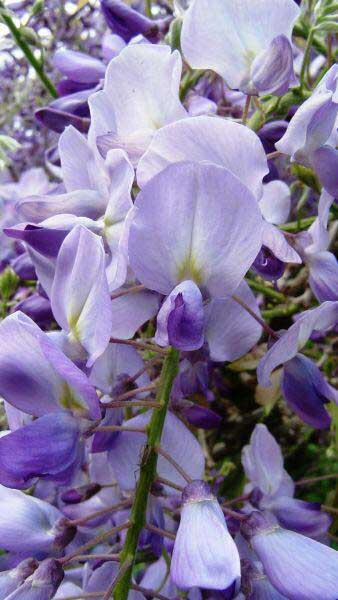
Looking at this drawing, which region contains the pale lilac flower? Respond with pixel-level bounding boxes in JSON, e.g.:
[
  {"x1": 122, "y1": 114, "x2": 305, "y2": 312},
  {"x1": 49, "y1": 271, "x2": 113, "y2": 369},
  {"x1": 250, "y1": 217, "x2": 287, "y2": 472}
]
[
  {"x1": 241, "y1": 511, "x2": 338, "y2": 600},
  {"x1": 242, "y1": 424, "x2": 331, "y2": 537},
  {"x1": 257, "y1": 302, "x2": 338, "y2": 428},
  {"x1": 293, "y1": 191, "x2": 338, "y2": 302},
  {"x1": 171, "y1": 480, "x2": 240, "y2": 590},
  {"x1": 0, "y1": 485, "x2": 73, "y2": 556},
  {"x1": 276, "y1": 64, "x2": 338, "y2": 196},
  {"x1": 180, "y1": 0, "x2": 299, "y2": 95},
  {"x1": 129, "y1": 161, "x2": 263, "y2": 350},
  {"x1": 88, "y1": 43, "x2": 187, "y2": 164},
  {"x1": 0, "y1": 311, "x2": 100, "y2": 420},
  {"x1": 51, "y1": 225, "x2": 112, "y2": 367}
]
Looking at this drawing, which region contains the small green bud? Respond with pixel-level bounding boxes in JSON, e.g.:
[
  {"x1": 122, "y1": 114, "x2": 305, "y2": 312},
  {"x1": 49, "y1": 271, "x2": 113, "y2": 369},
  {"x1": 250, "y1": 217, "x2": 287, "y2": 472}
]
[
  {"x1": 291, "y1": 163, "x2": 321, "y2": 193},
  {"x1": 0, "y1": 268, "x2": 19, "y2": 301},
  {"x1": 0, "y1": 135, "x2": 21, "y2": 170},
  {"x1": 19, "y1": 26, "x2": 41, "y2": 47},
  {"x1": 30, "y1": 0, "x2": 44, "y2": 16},
  {"x1": 168, "y1": 17, "x2": 183, "y2": 52}
]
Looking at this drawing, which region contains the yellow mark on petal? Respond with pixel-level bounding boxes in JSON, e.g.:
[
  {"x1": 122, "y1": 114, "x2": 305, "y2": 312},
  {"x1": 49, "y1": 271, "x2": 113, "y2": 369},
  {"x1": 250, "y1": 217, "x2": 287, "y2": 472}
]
[
  {"x1": 69, "y1": 313, "x2": 81, "y2": 341},
  {"x1": 177, "y1": 255, "x2": 202, "y2": 286},
  {"x1": 59, "y1": 383, "x2": 85, "y2": 413}
]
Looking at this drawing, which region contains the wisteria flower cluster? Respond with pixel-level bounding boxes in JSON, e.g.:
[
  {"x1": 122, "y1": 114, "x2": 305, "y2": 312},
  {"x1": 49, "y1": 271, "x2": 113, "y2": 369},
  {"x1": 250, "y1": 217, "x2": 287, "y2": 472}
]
[{"x1": 0, "y1": 0, "x2": 337, "y2": 599}]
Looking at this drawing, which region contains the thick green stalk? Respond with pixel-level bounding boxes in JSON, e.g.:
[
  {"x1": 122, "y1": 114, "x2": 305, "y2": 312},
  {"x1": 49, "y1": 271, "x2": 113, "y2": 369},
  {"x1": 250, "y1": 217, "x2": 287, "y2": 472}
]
[
  {"x1": 113, "y1": 347, "x2": 180, "y2": 600},
  {"x1": 145, "y1": 0, "x2": 152, "y2": 17},
  {"x1": 279, "y1": 216, "x2": 317, "y2": 232},
  {"x1": 180, "y1": 69, "x2": 205, "y2": 101},
  {"x1": 246, "y1": 279, "x2": 285, "y2": 302},
  {"x1": 299, "y1": 28, "x2": 315, "y2": 88},
  {"x1": 0, "y1": 2, "x2": 58, "y2": 98},
  {"x1": 262, "y1": 304, "x2": 299, "y2": 319}
]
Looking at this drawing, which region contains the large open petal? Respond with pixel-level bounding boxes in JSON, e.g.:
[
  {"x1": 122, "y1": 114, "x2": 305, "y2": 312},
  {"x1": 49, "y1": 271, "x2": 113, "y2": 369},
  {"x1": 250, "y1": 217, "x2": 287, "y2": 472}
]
[
  {"x1": 88, "y1": 44, "x2": 186, "y2": 158},
  {"x1": 137, "y1": 116, "x2": 268, "y2": 198},
  {"x1": 129, "y1": 162, "x2": 263, "y2": 297},
  {"x1": 204, "y1": 281, "x2": 262, "y2": 362},
  {"x1": 242, "y1": 424, "x2": 284, "y2": 496},
  {"x1": 251, "y1": 523, "x2": 338, "y2": 600},
  {"x1": 181, "y1": 0, "x2": 299, "y2": 90}
]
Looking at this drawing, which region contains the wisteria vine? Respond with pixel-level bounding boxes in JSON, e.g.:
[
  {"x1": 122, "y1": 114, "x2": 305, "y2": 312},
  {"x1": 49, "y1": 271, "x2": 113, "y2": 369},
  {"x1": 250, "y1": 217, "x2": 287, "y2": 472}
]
[{"x1": 0, "y1": 0, "x2": 337, "y2": 599}]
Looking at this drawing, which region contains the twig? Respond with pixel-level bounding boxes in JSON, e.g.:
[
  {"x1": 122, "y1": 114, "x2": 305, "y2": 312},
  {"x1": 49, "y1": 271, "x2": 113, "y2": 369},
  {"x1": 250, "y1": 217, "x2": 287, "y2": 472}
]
[
  {"x1": 145, "y1": 523, "x2": 176, "y2": 541},
  {"x1": 124, "y1": 357, "x2": 162, "y2": 385},
  {"x1": 262, "y1": 304, "x2": 299, "y2": 320},
  {"x1": 105, "y1": 383, "x2": 156, "y2": 405},
  {"x1": 242, "y1": 94, "x2": 251, "y2": 125},
  {"x1": 156, "y1": 476, "x2": 184, "y2": 493},
  {"x1": 67, "y1": 499, "x2": 133, "y2": 527},
  {"x1": 296, "y1": 473, "x2": 338, "y2": 486},
  {"x1": 104, "y1": 400, "x2": 161, "y2": 410},
  {"x1": 132, "y1": 585, "x2": 171, "y2": 600},
  {"x1": 110, "y1": 338, "x2": 167, "y2": 356},
  {"x1": 266, "y1": 150, "x2": 283, "y2": 160},
  {"x1": 103, "y1": 558, "x2": 133, "y2": 600},
  {"x1": 231, "y1": 294, "x2": 278, "y2": 339},
  {"x1": 92, "y1": 425, "x2": 148, "y2": 434},
  {"x1": 223, "y1": 493, "x2": 251, "y2": 507},
  {"x1": 69, "y1": 553, "x2": 120, "y2": 562},
  {"x1": 156, "y1": 446, "x2": 192, "y2": 483},
  {"x1": 111, "y1": 285, "x2": 145, "y2": 301},
  {"x1": 59, "y1": 522, "x2": 130, "y2": 564},
  {"x1": 322, "y1": 505, "x2": 338, "y2": 515},
  {"x1": 246, "y1": 279, "x2": 284, "y2": 302}
]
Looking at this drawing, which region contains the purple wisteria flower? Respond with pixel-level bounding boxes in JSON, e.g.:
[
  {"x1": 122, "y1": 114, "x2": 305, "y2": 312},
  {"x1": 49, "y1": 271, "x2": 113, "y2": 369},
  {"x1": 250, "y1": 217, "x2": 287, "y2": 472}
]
[
  {"x1": 137, "y1": 116, "x2": 301, "y2": 269},
  {"x1": 241, "y1": 511, "x2": 338, "y2": 599},
  {"x1": 89, "y1": 43, "x2": 187, "y2": 164},
  {"x1": 1, "y1": 2, "x2": 337, "y2": 599},
  {"x1": 171, "y1": 480, "x2": 240, "y2": 590},
  {"x1": 258, "y1": 302, "x2": 338, "y2": 427},
  {"x1": 242, "y1": 424, "x2": 331, "y2": 538},
  {"x1": 180, "y1": 0, "x2": 299, "y2": 95},
  {"x1": 128, "y1": 161, "x2": 263, "y2": 349},
  {"x1": 276, "y1": 64, "x2": 338, "y2": 197}
]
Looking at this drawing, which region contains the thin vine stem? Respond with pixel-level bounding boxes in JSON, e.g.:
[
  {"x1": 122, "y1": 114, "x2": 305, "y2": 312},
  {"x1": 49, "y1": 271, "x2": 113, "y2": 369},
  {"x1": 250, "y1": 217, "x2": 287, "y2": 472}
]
[
  {"x1": 0, "y1": 1, "x2": 58, "y2": 98},
  {"x1": 113, "y1": 346, "x2": 180, "y2": 600},
  {"x1": 231, "y1": 294, "x2": 279, "y2": 339}
]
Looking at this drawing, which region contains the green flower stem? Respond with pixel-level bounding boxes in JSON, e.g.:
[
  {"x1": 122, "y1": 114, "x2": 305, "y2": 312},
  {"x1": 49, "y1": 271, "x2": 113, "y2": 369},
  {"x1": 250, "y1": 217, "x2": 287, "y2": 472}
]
[
  {"x1": 246, "y1": 279, "x2": 285, "y2": 302},
  {"x1": 145, "y1": 0, "x2": 152, "y2": 17},
  {"x1": 262, "y1": 304, "x2": 299, "y2": 319},
  {"x1": 299, "y1": 28, "x2": 315, "y2": 88},
  {"x1": 180, "y1": 69, "x2": 205, "y2": 100},
  {"x1": 0, "y1": 1, "x2": 57, "y2": 98},
  {"x1": 113, "y1": 347, "x2": 180, "y2": 600},
  {"x1": 279, "y1": 216, "x2": 317, "y2": 232}
]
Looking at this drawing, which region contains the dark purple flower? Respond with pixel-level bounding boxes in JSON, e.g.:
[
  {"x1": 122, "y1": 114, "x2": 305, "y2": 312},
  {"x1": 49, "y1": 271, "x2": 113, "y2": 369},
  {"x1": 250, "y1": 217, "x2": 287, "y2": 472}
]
[{"x1": 101, "y1": 0, "x2": 171, "y2": 42}]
